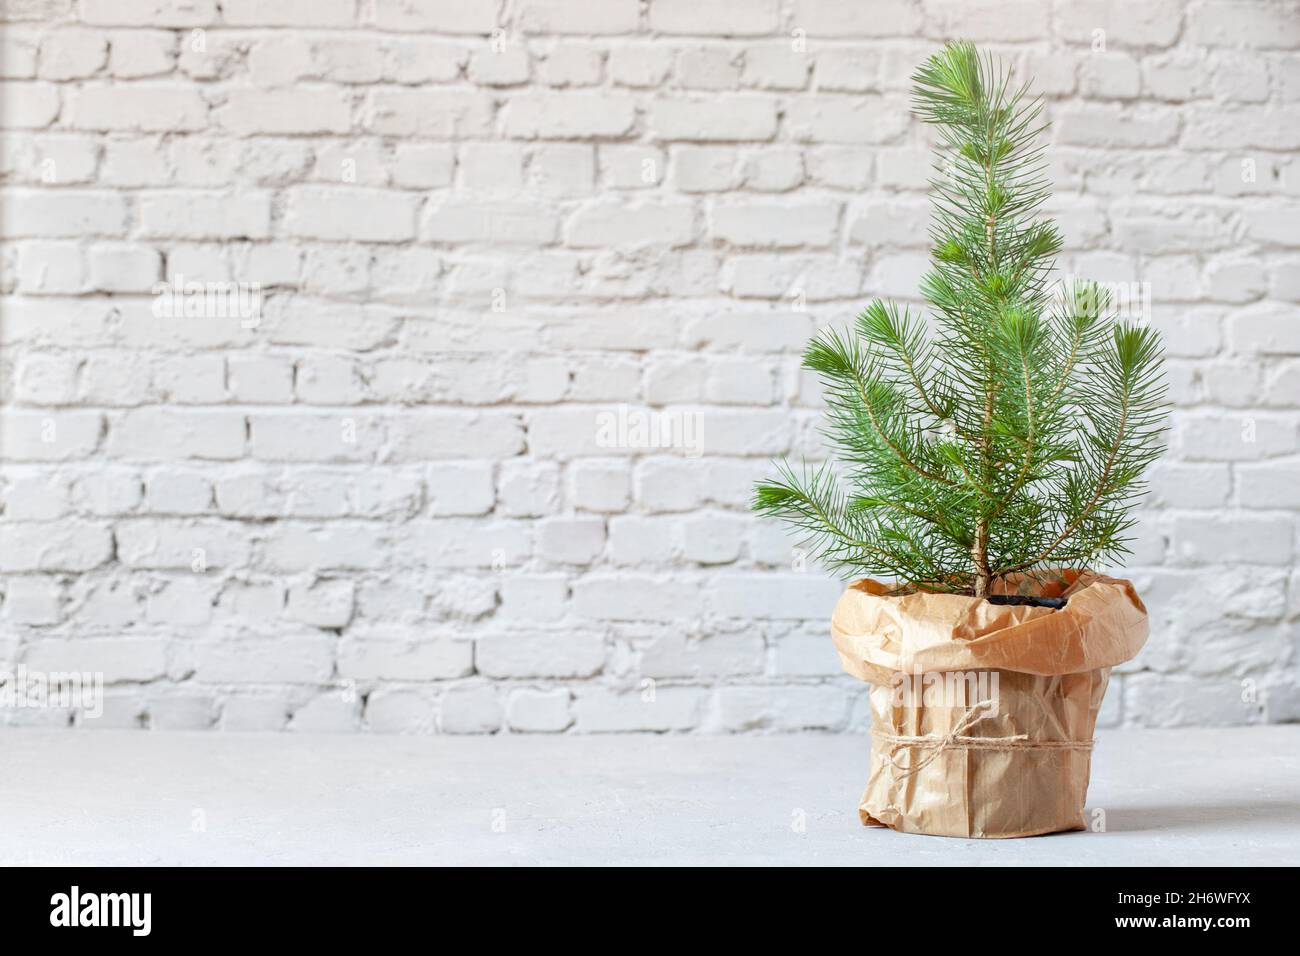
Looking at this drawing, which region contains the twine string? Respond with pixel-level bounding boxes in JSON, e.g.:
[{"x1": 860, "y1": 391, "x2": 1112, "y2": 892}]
[{"x1": 872, "y1": 699, "x2": 1095, "y2": 781}]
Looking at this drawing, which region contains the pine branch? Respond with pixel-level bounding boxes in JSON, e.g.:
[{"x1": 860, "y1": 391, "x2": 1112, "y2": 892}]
[{"x1": 753, "y1": 42, "x2": 1169, "y2": 594}]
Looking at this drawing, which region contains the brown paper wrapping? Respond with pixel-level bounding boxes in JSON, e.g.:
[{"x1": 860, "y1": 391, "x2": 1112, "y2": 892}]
[{"x1": 831, "y1": 570, "x2": 1148, "y2": 838}]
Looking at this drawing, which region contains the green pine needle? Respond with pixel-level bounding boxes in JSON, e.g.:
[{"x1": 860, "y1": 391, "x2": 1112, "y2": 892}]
[{"x1": 754, "y1": 42, "x2": 1169, "y2": 595}]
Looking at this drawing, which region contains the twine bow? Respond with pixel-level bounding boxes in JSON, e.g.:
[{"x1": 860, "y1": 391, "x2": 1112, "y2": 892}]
[{"x1": 872, "y1": 699, "x2": 1094, "y2": 781}]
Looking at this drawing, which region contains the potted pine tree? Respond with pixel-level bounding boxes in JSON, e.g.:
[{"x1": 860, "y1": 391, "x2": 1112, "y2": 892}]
[{"x1": 754, "y1": 43, "x2": 1167, "y2": 838}]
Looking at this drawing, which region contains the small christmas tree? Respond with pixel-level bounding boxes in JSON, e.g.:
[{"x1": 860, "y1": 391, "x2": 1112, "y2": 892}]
[{"x1": 755, "y1": 43, "x2": 1168, "y2": 598}]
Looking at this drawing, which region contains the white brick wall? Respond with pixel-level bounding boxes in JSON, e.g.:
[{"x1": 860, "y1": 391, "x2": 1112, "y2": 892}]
[{"x1": 1, "y1": 0, "x2": 1298, "y2": 732}]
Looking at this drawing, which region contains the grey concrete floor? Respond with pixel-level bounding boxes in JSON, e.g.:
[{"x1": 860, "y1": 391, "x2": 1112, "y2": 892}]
[{"x1": 0, "y1": 727, "x2": 1296, "y2": 865}]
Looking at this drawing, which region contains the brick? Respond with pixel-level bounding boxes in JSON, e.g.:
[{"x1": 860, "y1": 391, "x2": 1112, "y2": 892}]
[
  {"x1": 193, "y1": 636, "x2": 334, "y2": 683},
  {"x1": 222, "y1": 0, "x2": 354, "y2": 26},
  {"x1": 70, "y1": 471, "x2": 143, "y2": 515},
  {"x1": 116, "y1": 518, "x2": 250, "y2": 570},
  {"x1": 372, "y1": 0, "x2": 497, "y2": 33},
  {"x1": 771, "y1": 624, "x2": 842, "y2": 676},
  {"x1": 477, "y1": 631, "x2": 605, "y2": 678},
  {"x1": 1172, "y1": 515, "x2": 1293, "y2": 565},
  {"x1": 673, "y1": 145, "x2": 740, "y2": 191},
  {"x1": 1241, "y1": 202, "x2": 1300, "y2": 246},
  {"x1": 649, "y1": 97, "x2": 777, "y2": 141},
  {"x1": 789, "y1": 0, "x2": 922, "y2": 37},
  {"x1": 1146, "y1": 461, "x2": 1230, "y2": 509},
  {"x1": 1184, "y1": 106, "x2": 1300, "y2": 151},
  {"x1": 610, "y1": 44, "x2": 673, "y2": 87},
  {"x1": 468, "y1": 45, "x2": 531, "y2": 86},
  {"x1": 814, "y1": 48, "x2": 882, "y2": 92},
  {"x1": 681, "y1": 513, "x2": 746, "y2": 563},
  {"x1": 707, "y1": 684, "x2": 852, "y2": 731},
  {"x1": 1185, "y1": 1, "x2": 1300, "y2": 49},
  {"x1": 1237, "y1": 462, "x2": 1300, "y2": 508},
  {"x1": 339, "y1": 630, "x2": 472, "y2": 680},
  {"x1": 567, "y1": 460, "x2": 631, "y2": 513},
  {"x1": 1228, "y1": 304, "x2": 1300, "y2": 354},
  {"x1": 38, "y1": 29, "x2": 108, "y2": 80},
  {"x1": 87, "y1": 243, "x2": 162, "y2": 292},
  {"x1": 496, "y1": 463, "x2": 559, "y2": 520},
  {"x1": 1078, "y1": 53, "x2": 1141, "y2": 99},
  {"x1": 138, "y1": 191, "x2": 271, "y2": 239},
  {"x1": 13, "y1": 353, "x2": 77, "y2": 405},
  {"x1": 2, "y1": 190, "x2": 126, "y2": 237},
  {"x1": 0, "y1": 31, "x2": 38, "y2": 77},
  {"x1": 675, "y1": 47, "x2": 743, "y2": 90},
  {"x1": 519, "y1": 0, "x2": 639, "y2": 34},
  {"x1": 287, "y1": 694, "x2": 361, "y2": 733},
  {"x1": 784, "y1": 96, "x2": 908, "y2": 143},
  {"x1": 439, "y1": 683, "x2": 503, "y2": 733},
  {"x1": 285, "y1": 579, "x2": 355, "y2": 628},
  {"x1": 501, "y1": 92, "x2": 636, "y2": 138},
  {"x1": 3, "y1": 577, "x2": 64, "y2": 625},
  {"x1": 284, "y1": 187, "x2": 417, "y2": 242},
  {"x1": 566, "y1": 200, "x2": 695, "y2": 248},
  {"x1": 609, "y1": 515, "x2": 678, "y2": 565},
  {"x1": 65, "y1": 83, "x2": 205, "y2": 131},
  {"x1": 227, "y1": 355, "x2": 294, "y2": 404},
  {"x1": 25, "y1": 636, "x2": 165, "y2": 680},
  {"x1": 537, "y1": 516, "x2": 606, "y2": 564},
  {"x1": 14, "y1": 241, "x2": 86, "y2": 293},
  {"x1": 2, "y1": 474, "x2": 70, "y2": 519},
  {"x1": 385, "y1": 411, "x2": 525, "y2": 461},
  {"x1": 364, "y1": 689, "x2": 434, "y2": 733},
  {"x1": 708, "y1": 572, "x2": 843, "y2": 619},
  {"x1": 260, "y1": 523, "x2": 390, "y2": 571},
  {"x1": 649, "y1": 0, "x2": 780, "y2": 36},
  {"x1": 364, "y1": 89, "x2": 494, "y2": 137},
  {"x1": 1055, "y1": 0, "x2": 1184, "y2": 47},
  {"x1": 1124, "y1": 675, "x2": 1260, "y2": 728},
  {"x1": 498, "y1": 574, "x2": 568, "y2": 620},
  {"x1": 264, "y1": 298, "x2": 400, "y2": 351},
  {"x1": 505, "y1": 688, "x2": 573, "y2": 732},
  {"x1": 79, "y1": 0, "x2": 218, "y2": 26},
  {"x1": 710, "y1": 200, "x2": 840, "y2": 247},
  {"x1": 573, "y1": 685, "x2": 703, "y2": 732},
  {"x1": 0, "y1": 522, "x2": 114, "y2": 572},
  {"x1": 107, "y1": 410, "x2": 245, "y2": 460},
  {"x1": 0, "y1": 81, "x2": 59, "y2": 127},
  {"x1": 146, "y1": 471, "x2": 213, "y2": 513},
  {"x1": 1057, "y1": 105, "x2": 1180, "y2": 147},
  {"x1": 421, "y1": 199, "x2": 558, "y2": 244},
  {"x1": 248, "y1": 413, "x2": 378, "y2": 462},
  {"x1": 214, "y1": 88, "x2": 352, "y2": 135},
  {"x1": 741, "y1": 43, "x2": 811, "y2": 89},
  {"x1": 538, "y1": 45, "x2": 604, "y2": 87},
  {"x1": 572, "y1": 574, "x2": 702, "y2": 620},
  {"x1": 639, "y1": 627, "x2": 764, "y2": 677},
  {"x1": 146, "y1": 575, "x2": 218, "y2": 625},
  {"x1": 848, "y1": 198, "x2": 929, "y2": 247},
  {"x1": 0, "y1": 410, "x2": 102, "y2": 460},
  {"x1": 413, "y1": 519, "x2": 531, "y2": 569}
]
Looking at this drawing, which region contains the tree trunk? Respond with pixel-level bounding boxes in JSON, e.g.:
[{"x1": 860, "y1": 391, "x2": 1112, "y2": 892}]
[{"x1": 972, "y1": 520, "x2": 992, "y2": 597}]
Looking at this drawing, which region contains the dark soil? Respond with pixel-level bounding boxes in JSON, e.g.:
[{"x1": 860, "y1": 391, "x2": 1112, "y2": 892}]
[{"x1": 986, "y1": 594, "x2": 1067, "y2": 609}]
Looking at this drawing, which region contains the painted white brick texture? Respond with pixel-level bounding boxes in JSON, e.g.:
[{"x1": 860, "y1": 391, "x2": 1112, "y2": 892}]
[{"x1": 1, "y1": 0, "x2": 1298, "y2": 733}]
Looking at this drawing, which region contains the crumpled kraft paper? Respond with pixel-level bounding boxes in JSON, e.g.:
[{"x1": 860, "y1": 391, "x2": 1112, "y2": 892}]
[{"x1": 831, "y1": 570, "x2": 1149, "y2": 838}]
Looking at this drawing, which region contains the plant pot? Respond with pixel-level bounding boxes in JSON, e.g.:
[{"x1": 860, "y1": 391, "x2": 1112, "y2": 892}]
[{"x1": 830, "y1": 570, "x2": 1149, "y2": 839}]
